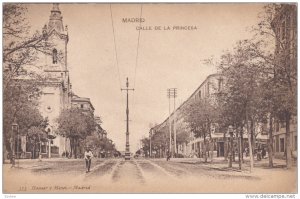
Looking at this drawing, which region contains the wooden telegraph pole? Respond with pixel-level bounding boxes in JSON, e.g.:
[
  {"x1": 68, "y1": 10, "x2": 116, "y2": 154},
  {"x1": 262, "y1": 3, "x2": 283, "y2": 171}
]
[{"x1": 121, "y1": 77, "x2": 134, "y2": 160}]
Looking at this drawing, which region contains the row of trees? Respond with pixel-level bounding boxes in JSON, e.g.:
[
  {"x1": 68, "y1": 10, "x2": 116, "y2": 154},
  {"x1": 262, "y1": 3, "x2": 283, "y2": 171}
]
[
  {"x1": 56, "y1": 108, "x2": 118, "y2": 159},
  {"x1": 215, "y1": 4, "x2": 296, "y2": 170},
  {"x1": 142, "y1": 4, "x2": 296, "y2": 171},
  {"x1": 140, "y1": 124, "x2": 190, "y2": 158}
]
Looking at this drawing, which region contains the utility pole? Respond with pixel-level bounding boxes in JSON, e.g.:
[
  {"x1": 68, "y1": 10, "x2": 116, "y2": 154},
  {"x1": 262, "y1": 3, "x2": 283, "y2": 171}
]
[
  {"x1": 174, "y1": 92, "x2": 177, "y2": 155},
  {"x1": 167, "y1": 88, "x2": 177, "y2": 157},
  {"x1": 121, "y1": 77, "x2": 134, "y2": 160}
]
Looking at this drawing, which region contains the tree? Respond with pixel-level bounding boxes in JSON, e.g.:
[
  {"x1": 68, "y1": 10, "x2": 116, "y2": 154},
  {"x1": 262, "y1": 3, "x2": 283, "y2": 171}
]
[
  {"x1": 151, "y1": 130, "x2": 168, "y2": 158},
  {"x1": 27, "y1": 121, "x2": 48, "y2": 159},
  {"x1": 141, "y1": 138, "x2": 150, "y2": 158},
  {"x1": 175, "y1": 124, "x2": 190, "y2": 155},
  {"x1": 183, "y1": 98, "x2": 218, "y2": 162},
  {"x1": 3, "y1": 4, "x2": 52, "y2": 161},
  {"x1": 3, "y1": 4, "x2": 52, "y2": 89},
  {"x1": 217, "y1": 39, "x2": 269, "y2": 171},
  {"x1": 56, "y1": 108, "x2": 96, "y2": 159},
  {"x1": 251, "y1": 4, "x2": 297, "y2": 168},
  {"x1": 3, "y1": 81, "x2": 46, "y2": 161}
]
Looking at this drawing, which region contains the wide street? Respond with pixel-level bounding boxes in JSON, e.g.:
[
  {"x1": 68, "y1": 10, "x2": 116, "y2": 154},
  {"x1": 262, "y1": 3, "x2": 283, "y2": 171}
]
[{"x1": 3, "y1": 157, "x2": 297, "y2": 193}]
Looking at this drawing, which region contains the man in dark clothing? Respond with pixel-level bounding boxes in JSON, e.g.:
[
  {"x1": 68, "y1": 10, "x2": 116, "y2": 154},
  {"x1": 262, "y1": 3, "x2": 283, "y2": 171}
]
[{"x1": 166, "y1": 150, "x2": 171, "y2": 161}]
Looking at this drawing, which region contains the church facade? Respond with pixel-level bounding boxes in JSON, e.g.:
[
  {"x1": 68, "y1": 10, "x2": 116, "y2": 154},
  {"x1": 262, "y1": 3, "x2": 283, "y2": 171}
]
[{"x1": 20, "y1": 4, "x2": 72, "y2": 158}]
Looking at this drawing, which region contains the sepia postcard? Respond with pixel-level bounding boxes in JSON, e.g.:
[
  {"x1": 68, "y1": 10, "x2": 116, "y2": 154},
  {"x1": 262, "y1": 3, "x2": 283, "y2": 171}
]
[{"x1": 2, "y1": 2, "x2": 298, "y2": 194}]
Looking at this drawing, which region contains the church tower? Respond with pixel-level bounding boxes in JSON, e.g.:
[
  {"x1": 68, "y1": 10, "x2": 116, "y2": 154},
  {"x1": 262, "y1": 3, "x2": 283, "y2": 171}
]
[
  {"x1": 37, "y1": 3, "x2": 72, "y2": 158},
  {"x1": 48, "y1": 3, "x2": 64, "y2": 33}
]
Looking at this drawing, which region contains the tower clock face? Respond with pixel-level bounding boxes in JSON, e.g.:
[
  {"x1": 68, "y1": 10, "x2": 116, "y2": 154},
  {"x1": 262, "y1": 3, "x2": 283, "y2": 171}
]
[{"x1": 44, "y1": 105, "x2": 54, "y2": 113}]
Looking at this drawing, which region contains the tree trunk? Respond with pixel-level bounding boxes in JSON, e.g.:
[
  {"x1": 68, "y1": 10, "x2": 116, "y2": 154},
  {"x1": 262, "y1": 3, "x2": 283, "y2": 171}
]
[
  {"x1": 250, "y1": 119, "x2": 255, "y2": 154},
  {"x1": 70, "y1": 138, "x2": 74, "y2": 158},
  {"x1": 74, "y1": 138, "x2": 78, "y2": 159},
  {"x1": 268, "y1": 113, "x2": 274, "y2": 168},
  {"x1": 224, "y1": 133, "x2": 228, "y2": 161},
  {"x1": 241, "y1": 128, "x2": 244, "y2": 163},
  {"x1": 228, "y1": 132, "x2": 233, "y2": 168},
  {"x1": 239, "y1": 128, "x2": 243, "y2": 170},
  {"x1": 203, "y1": 137, "x2": 207, "y2": 163},
  {"x1": 32, "y1": 141, "x2": 35, "y2": 159},
  {"x1": 210, "y1": 140, "x2": 214, "y2": 162},
  {"x1": 246, "y1": 108, "x2": 254, "y2": 172},
  {"x1": 285, "y1": 112, "x2": 292, "y2": 169},
  {"x1": 39, "y1": 135, "x2": 42, "y2": 161}
]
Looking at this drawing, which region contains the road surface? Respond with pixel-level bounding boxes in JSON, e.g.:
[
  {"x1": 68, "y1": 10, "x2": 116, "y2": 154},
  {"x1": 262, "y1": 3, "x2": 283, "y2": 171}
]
[{"x1": 3, "y1": 158, "x2": 297, "y2": 193}]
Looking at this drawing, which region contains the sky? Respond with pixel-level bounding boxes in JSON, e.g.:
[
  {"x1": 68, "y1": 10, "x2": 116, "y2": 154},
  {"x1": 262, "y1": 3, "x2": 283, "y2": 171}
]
[{"x1": 26, "y1": 3, "x2": 264, "y2": 152}]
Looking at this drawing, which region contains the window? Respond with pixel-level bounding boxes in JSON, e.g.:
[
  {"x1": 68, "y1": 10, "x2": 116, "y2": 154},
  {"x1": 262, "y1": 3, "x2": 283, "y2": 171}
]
[
  {"x1": 295, "y1": 136, "x2": 297, "y2": 150},
  {"x1": 80, "y1": 104, "x2": 84, "y2": 109},
  {"x1": 280, "y1": 138, "x2": 285, "y2": 153},
  {"x1": 198, "y1": 91, "x2": 201, "y2": 99},
  {"x1": 52, "y1": 48, "x2": 58, "y2": 64}
]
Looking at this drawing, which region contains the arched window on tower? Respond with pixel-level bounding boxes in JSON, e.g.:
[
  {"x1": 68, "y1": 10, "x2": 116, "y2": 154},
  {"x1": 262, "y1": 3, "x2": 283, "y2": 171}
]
[{"x1": 52, "y1": 48, "x2": 58, "y2": 64}]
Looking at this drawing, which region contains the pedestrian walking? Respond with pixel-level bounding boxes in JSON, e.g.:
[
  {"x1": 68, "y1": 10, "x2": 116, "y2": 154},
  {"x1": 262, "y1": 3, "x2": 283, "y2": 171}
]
[{"x1": 84, "y1": 147, "x2": 93, "y2": 173}]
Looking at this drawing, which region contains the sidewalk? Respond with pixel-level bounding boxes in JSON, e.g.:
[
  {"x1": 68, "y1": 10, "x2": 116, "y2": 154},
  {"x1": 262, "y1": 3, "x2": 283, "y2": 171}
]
[
  {"x1": 3, "y1": 157, "x2": 83, "y2": 170},
  {"x1": 154, "y1": 156, "x2": 296, "y2": 171}
]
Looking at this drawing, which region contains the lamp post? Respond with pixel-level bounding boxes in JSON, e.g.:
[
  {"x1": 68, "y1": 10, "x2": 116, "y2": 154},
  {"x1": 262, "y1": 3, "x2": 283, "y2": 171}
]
[
  {"x1": 228, "y1": 125, "x2": 234, "y2": 168},
  {"x1": 11, "y1": 119, "x2": 19, "y2": 168}
]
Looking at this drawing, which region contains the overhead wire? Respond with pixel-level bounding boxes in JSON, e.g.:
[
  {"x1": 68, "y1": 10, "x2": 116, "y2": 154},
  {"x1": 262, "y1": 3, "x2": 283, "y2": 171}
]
[
  {"x1": 109, "y1": 4, "x2": 143, "y2": 130},
  {"x1": 133, "y1": 4, "x2": 143, "y2": 89},
  {"x1": 131, "y1": 4, "x2": 143, "y2": 118},
  {"x1": 109, "y1": 4, "x2": 122, "y2": 91}
]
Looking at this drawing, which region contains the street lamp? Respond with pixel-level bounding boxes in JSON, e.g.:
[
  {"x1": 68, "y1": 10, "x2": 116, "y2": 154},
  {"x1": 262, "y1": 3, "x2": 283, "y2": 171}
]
[
  {"x1": 11, "y1": 119, "x2": 19, "y2": 168},
  {"x1": 228, "y1": 125, "x2": 234, "y2": 168}
]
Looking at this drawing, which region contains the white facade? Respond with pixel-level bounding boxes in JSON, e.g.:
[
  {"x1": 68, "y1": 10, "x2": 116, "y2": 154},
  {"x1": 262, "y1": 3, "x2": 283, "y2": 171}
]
[{"x1": 33, "y1": 4, "x2": 72, "y2": 157}]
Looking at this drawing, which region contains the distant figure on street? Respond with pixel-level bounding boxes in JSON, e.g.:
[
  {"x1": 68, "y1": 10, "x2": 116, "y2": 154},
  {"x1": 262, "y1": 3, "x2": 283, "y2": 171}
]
[
  {"x1": 166, "y1": 150, "x2": 171, "y2": 161},
  {"x1": 84, "y1": 147, "x2": 93, "y2": 173}
]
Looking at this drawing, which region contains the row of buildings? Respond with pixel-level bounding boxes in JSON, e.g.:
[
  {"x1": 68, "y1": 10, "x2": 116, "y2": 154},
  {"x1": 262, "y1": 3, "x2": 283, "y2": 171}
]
[
  {"x1": 149, "y1": 4, "x2": 297, "y2": 159},
  {"x1": 13, "y1": 4, "x2": 107, "y2": 159}
]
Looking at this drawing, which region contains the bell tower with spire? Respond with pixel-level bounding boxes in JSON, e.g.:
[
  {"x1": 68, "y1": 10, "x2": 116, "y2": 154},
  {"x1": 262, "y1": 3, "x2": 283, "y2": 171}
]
[
  {"x1": 37, "y1": 3, "x2": 72, "y2": 158},
  {"x1": 48, "y1": 3, "x2": 64, "y2": 33},
  {"x1": 43, "y1": 3, "x2": 69, "y2": 73}
]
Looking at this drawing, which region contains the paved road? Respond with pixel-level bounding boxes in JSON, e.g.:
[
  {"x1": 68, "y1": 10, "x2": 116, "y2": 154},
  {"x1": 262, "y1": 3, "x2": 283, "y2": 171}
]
[{"x1": 3, "y1": 158, "x2": 297, "y2": 193}]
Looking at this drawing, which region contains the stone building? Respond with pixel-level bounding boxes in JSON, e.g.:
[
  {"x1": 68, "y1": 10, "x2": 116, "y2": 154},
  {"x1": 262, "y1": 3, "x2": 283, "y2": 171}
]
[
  {"x1": 20, "y1": 4, "x2": 72, "y2": 158},
  {"x1": 152, "y1": 73, "x2": 226, "y2": 157},
  {"x1": 71, "y1": 94, "x2": 95, "y2": 114}
]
